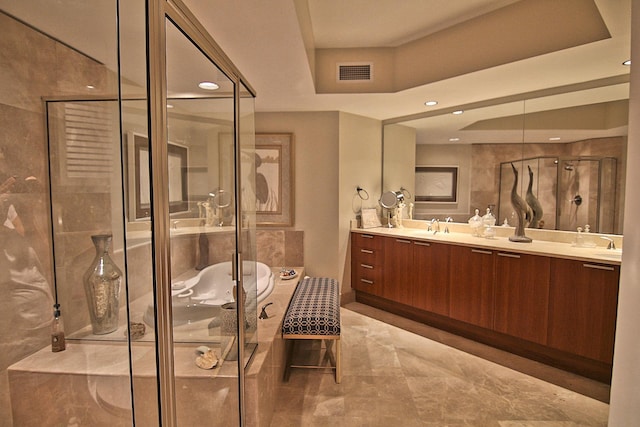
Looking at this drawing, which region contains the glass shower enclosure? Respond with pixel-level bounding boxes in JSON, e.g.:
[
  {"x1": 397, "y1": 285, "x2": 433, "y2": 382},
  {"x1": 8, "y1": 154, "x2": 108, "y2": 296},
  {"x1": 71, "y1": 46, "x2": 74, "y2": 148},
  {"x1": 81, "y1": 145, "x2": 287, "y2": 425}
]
[{"x1": 1, "y1": 1, "x2": 256, "y2": 425}]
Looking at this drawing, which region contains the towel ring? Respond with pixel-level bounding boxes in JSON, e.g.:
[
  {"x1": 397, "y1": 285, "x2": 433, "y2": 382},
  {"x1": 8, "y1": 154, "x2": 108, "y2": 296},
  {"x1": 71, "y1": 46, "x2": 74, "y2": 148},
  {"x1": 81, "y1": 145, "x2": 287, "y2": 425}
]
[
  {"x1": 356, "y1": 186, "x2": 369, "y2": 200},
  {"x1": 400, "y1": 187, "x2": 412, "y2": 200}
]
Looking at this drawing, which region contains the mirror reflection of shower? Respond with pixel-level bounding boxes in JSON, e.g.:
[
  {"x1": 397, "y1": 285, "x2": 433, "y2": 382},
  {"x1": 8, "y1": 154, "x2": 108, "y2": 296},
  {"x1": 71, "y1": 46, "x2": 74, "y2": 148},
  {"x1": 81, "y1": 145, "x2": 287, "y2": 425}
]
[
  {"x1": 499, "y1": 156, "x2": 617, "y2": 234},
  {"x1": 557, "y1": 157, "x2": 617, "y2": 233}
]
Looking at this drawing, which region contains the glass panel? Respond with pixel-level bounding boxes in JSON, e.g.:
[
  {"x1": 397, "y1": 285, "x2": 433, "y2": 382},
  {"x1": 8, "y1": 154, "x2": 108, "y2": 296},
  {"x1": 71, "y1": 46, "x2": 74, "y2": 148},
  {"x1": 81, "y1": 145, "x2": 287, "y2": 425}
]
[
  {"x1": 0, "y1": 0, "x2": 142, "y2": 424},
  {"x1": 119, "y1": 0, "x2": 160, "y2": 424},
  {"x1": 164, "y1": 20, "x2": 241, "y2": 426},
  {"x1": 238, "y1": 82, "x2": 257, "y2": 365}
]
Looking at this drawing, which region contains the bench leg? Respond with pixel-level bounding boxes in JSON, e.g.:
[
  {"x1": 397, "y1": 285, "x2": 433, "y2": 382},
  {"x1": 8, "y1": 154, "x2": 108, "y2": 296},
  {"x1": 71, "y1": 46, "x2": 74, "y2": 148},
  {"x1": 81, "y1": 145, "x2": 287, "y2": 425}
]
[
  {"x1": 283, "y1": 339, "x2": 295, "y2": 382},
  {"x1": 335, "y1": 338, "x2": 341, "y2": 383},
  {"x1": 323, "y1": 339, "x2": 341, "y2": 384}
]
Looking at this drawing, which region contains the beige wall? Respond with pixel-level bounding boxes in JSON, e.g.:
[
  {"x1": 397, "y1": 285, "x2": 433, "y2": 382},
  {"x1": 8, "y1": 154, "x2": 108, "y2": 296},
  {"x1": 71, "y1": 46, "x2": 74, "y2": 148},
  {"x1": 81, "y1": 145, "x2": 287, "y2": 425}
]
[
  {"x1": 609, "y1": 0, "x2": 640, "y2": 423},
  {"x1": 256, "y1": 112, "x2": 341, "y2": 280},
  {"x1": 338, "y1": 112, "x2": 382, "y2": 295},
  {"x1": 383, "y1": 124, "x2": 416, "y2": 196},
  {"x1": 414, "y1": 144, "x2": 472, "y2": 222},
  {"x1": 256, "y1": 111, "x2": 382, "y2": 296}
]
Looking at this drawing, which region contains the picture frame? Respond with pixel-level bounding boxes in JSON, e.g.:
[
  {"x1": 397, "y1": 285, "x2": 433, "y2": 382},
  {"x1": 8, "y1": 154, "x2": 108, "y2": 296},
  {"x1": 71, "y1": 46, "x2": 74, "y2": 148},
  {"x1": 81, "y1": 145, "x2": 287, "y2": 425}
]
[
  {"x1": 127, "y1": 132, "x2": 189, "y2": 220},
  {"x1": 415, "y1": 166, "x2": 458, "y2": 202},
  {"x1": 254, "y1": 133, "x2": 294, "y2": 226}
]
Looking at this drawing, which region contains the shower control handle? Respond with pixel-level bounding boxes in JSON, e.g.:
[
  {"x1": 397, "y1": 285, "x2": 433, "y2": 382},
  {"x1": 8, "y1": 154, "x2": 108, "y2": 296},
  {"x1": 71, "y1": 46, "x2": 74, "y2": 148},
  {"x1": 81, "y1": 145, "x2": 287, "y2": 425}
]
[{"x1": 570, "y1": 195, "x2": 582, "y2": 206}]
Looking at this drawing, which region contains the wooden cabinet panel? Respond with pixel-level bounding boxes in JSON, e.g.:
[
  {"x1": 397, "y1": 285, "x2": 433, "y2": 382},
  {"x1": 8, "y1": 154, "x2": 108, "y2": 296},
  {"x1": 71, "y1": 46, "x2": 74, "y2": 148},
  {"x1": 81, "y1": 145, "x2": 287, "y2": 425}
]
[
  {"x1": 382, "y1": 237, "x2": 414, "y2": 304},
  {"x1": 449, "y1": 245, "x2": 494, "y2": 328},
  {"x1": 548, "y1": 259, "x2": 619, "y2": 363},
  {"x1": 351, "y1": 233, "x2": 384, "y2": 296},
  {"x1": 494, "y1": 251, "x2": 550, "y2": 344},
  {"x1": 413, "y1": 241, "x2": 449, "y2": 315}
]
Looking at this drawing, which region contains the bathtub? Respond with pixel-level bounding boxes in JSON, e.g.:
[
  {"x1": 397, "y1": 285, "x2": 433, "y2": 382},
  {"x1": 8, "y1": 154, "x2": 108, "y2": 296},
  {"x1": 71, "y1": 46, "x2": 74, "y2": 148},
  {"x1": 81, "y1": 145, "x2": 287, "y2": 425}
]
[
  {"x1": 180, "y1": 261, "x2": 274, "y2": 305},
  {"x1": 144, "y1": 261, "x2": 274, "y2": 327}
]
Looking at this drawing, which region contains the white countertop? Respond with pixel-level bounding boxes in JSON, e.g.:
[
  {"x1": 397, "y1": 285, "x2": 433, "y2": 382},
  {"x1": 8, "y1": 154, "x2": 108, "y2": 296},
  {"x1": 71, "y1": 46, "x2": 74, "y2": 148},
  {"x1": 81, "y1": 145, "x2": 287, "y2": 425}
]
[{"x1": 352, "y1": 225, "x2": 622, "y2": 265}]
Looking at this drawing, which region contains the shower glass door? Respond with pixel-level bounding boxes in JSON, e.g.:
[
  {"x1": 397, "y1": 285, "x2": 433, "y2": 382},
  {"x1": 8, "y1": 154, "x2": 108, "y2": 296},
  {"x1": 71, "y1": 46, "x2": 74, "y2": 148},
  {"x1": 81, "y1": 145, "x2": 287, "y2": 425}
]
[{"x1": 163, "y1": 16, "x2": 256, "y2": 425}]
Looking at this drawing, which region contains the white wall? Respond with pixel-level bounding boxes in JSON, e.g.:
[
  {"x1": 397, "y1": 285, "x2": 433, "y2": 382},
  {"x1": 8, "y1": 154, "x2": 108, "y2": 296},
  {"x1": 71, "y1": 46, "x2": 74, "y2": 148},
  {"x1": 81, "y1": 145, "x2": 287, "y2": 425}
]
[{"x1": 608, "y1": 0, "x2": 640, "y2": 424}]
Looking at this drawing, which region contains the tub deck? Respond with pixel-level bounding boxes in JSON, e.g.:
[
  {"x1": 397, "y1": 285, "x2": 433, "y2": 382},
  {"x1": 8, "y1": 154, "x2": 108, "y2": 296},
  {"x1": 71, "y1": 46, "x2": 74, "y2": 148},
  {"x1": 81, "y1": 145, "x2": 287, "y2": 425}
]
[{"x1": 8, "y1": 267, "x2": 304, "y2": 427}]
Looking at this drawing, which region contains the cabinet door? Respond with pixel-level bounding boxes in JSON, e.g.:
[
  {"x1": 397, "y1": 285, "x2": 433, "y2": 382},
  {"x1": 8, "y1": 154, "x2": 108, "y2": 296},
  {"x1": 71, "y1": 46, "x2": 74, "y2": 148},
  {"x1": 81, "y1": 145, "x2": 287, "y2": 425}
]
[
  {"x1": 383, "y1": 237, "x2": 413, "y2": 305},
  {"x1": 449, "y1": 245, "x2": 494, "y2": 328},
  {"x1": 351, "y1": 233, "x2": 384, "y2": 296},
  {"x1": 494, "y1": 252, "x2": 550, "y2": 344},
  {"x1": 548, "y1": 259, "x2": 619, "y2": 363},
  {"x1": 413, "y1": 241, "x2": 449, "y2": 315}
]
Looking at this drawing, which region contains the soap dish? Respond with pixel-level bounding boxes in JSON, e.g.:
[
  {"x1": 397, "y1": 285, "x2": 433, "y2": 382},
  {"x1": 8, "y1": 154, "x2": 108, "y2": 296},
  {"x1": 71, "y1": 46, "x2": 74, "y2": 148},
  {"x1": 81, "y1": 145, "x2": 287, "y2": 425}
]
[{"x1": 280, "y1": 269, "x2": 298, "y2": 280}]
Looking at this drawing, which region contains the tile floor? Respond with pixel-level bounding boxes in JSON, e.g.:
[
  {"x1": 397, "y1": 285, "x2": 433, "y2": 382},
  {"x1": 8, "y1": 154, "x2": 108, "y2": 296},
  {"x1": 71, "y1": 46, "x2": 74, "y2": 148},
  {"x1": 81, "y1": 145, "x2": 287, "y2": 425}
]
[{"x1": 270, "y1": 302, "x2": 609, "y2": 426}]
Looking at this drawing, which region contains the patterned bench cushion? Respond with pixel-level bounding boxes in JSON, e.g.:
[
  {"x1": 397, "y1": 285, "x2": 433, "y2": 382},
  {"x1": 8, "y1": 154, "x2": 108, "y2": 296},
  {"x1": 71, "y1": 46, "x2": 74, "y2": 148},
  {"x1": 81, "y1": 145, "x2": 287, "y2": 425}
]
[{"x1": 282, "y1": 277, "x2": 340, "y2": 337}]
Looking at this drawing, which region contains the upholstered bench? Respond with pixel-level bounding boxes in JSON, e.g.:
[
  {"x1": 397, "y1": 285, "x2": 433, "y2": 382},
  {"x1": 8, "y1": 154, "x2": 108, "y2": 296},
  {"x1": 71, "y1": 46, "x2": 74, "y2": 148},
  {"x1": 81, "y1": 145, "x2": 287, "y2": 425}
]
[{"x1": 281, "y1": 277, "x2": 341, "y2": 383}]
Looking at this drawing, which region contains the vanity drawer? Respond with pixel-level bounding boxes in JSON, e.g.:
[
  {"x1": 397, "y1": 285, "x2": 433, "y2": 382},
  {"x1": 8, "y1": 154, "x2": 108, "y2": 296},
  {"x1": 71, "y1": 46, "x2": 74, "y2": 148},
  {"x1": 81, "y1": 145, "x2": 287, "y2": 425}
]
[
  {"x1": 351, "y1": 232, "x2": 384, "y2": 295},
  {"x1": 352, "y1": 233, "x2": 384, "y2": 264}
]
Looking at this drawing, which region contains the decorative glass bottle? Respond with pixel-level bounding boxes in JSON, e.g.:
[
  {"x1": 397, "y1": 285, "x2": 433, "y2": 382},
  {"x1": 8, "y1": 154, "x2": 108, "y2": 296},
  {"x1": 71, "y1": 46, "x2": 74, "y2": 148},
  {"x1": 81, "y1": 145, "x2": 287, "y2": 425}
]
[{"x1": 83, "y1": 234, "x2": 122, "y2": 334}]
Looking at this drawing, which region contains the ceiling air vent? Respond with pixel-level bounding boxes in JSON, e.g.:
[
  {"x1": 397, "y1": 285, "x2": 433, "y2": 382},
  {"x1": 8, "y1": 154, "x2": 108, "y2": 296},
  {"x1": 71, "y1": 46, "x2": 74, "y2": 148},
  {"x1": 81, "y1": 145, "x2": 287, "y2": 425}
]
[{"x1": 337, "y1": 63, "x2": 373, "y2": 82}]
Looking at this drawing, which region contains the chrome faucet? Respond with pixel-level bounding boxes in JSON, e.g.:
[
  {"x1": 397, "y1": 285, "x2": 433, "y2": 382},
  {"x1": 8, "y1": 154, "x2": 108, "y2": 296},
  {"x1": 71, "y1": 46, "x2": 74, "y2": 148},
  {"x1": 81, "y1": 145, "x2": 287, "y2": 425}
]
[
  {"x1": 601, "y1": 236, "x2": 616, "y2": 250},
  {"x1": 430, "y1": 218, "x2": 440, "y2": 234},
  {"x1": 444, "y1": 216, "x2": 453, "y2": 233}
]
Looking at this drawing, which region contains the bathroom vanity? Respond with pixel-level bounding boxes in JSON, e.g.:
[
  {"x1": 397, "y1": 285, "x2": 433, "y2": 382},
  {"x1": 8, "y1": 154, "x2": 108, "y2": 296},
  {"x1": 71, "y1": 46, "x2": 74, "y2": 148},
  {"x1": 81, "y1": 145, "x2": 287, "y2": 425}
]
[{"x1": 351, "y1": 226, "x2": 620, "y2": 383}]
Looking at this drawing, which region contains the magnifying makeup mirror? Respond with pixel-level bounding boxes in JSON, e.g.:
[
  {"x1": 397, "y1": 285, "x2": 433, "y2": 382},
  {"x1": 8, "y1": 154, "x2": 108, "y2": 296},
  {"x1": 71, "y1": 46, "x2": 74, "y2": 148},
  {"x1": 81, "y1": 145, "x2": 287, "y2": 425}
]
[{"x1": 379, "y1": 191, "x2": 404, "y2": 228}]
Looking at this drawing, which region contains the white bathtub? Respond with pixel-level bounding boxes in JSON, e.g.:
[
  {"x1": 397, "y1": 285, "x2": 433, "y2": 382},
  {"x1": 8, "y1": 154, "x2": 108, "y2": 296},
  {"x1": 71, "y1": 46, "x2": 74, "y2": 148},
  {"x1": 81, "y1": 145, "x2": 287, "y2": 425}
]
[
  {"x1": 180, "y1": 261, "x2": 274, "y2": 305},
  {"x1": 144, "y1": 261, "x2": 274, "y2": 327}
]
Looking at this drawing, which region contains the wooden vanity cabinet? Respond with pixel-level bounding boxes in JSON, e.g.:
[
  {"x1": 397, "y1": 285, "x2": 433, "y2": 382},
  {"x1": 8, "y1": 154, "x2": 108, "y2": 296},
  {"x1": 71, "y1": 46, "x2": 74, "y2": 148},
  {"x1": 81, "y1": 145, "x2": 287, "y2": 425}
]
[
  {"x1": 381, "y1": 237, "x2": 449, "y2": 314},
  {"x1": 412, "y1": 240, "x2": 450, "y2": 315},
  {"x1": 494, "y1": 251, "x2": 550, "y2": 345},
  {"x1": 547, "y1": 258, "x2": 620, "y2": 363},
  {"x1": 350, "y1": 231, "x2": 620, "y2": 381},
  {"x1": 351, "y1": 233, "x2": 384, "y2": 296},
  {"x1": 449, "y1": 245, "x2": 494, "y2": 328},
  {"x1": 382, "y1": 237, "x2": 413, "y2": 304}
]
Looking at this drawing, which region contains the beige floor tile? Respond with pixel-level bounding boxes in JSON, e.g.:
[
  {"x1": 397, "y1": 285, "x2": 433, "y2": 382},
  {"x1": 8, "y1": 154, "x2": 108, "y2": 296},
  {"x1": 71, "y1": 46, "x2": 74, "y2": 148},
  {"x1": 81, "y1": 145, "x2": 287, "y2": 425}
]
[{"x1": 271, "y1": 303, "x2": 609, "y2": 426}]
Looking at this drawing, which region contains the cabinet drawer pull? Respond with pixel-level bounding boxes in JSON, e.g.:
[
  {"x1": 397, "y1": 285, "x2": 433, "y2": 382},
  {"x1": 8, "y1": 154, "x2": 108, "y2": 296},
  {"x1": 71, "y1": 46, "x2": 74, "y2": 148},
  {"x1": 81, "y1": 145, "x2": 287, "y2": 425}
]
[
  {"x1": 360, "y1": 279, "x2": 374, "y2": 285},
  {"x1": 395, "y1": 239, "x2": 411, "y2": 244},
  {"x1": 583, "y1": 263, "x2": 615, "y2": 271},
  {"x1": 471, "y1": 249, "x2": 492, "y2": 255},
  {"x1": 360, "y1": 264, "x2": 374, "y2": 269},
  {"x1": 361, "y1": 234, "x2": 374, "y2": 239},
  {"x1": 498, "y1": 252, "x2": 520, "y2": 259},
  {"x1": 360, "y1": 249, "x2": 374, "y2": 254},
  {"x1": 414, "y1": 241, "x2": 431, "y2": 247}
]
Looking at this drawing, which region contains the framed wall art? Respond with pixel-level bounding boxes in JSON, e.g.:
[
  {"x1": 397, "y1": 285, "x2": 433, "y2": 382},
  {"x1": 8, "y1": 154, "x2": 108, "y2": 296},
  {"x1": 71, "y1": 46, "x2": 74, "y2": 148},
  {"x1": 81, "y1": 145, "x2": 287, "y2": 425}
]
[
  {"x1": 415, "y1": 166, "x2": 458, "y2": 202},
  {"x1": 254, "y1": 133, "x2": 294, "y2": 226}
]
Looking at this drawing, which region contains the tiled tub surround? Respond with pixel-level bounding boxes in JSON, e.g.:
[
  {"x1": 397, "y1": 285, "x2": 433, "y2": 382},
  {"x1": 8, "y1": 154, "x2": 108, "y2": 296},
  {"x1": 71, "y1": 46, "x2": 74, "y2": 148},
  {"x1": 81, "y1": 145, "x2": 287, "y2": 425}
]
[{"x1": 8, "y1": 268, "x2": 304, "y2": 427}]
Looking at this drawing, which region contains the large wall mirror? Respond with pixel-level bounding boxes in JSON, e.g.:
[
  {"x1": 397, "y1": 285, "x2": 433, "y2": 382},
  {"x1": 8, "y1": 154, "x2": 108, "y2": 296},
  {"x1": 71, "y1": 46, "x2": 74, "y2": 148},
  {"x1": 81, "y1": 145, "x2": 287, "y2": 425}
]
[{"x1": 382, "y1": 78, "x2": 628, "y2": 234}]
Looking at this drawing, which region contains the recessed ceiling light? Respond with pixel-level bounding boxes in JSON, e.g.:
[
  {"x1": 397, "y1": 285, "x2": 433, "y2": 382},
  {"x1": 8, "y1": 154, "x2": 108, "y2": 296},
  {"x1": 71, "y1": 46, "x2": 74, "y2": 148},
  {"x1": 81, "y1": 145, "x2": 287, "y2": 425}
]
[
  {"x1": 623, "y1": 59, "x2": 631, "y2": 66},
  {"x1": 452, "y1": 110, "x2": 464, "y2": 115},
  {"x1": 86, "y1": 85, "x2": 95, "y2": 90},
  {"x1": 424, "y1": 100, "x2": 438, "y2": 106},
  {"x1": 549, "y1": 137, "x2": 561, "y2": 141},
  {"x1": 449, "y1": 137, "x2": 460, "y2": 142},
  {"x1": 198, "y1": 81, "x2": 219, "y2": 90}
]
